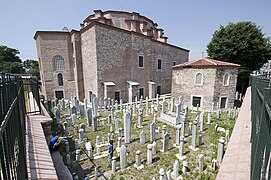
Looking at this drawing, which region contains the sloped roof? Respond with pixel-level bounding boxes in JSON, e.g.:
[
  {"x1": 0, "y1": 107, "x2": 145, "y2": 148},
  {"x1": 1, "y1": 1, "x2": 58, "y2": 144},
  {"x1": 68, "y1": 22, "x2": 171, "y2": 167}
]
[{"x1": 172, "y1": 58, "x2": 240, "y2": 69}]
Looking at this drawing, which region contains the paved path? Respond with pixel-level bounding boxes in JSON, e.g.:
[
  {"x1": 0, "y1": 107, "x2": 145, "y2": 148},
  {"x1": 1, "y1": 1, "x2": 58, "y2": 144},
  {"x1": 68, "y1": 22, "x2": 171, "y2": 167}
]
[
  {"x1": 216, "y1": 87, "x2": 251, "y2": 180},
  {"x1": 26, "y1": 92, "x2": 72, "y2": 180},
  {"x1": 26, "y1": 115, "x2": 58, "y2": 179}
]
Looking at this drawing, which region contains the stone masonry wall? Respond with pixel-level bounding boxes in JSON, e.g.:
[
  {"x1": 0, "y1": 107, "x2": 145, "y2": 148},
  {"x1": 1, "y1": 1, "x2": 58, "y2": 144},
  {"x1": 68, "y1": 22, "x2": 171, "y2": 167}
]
[
  {"x1": 81, "y1": 27, "x2": 98, "y2": 102},
  {"x1": 172, "y1": 67, "x2": 238, "y2": 110},
  {"x1": 172, "y1": 68, "x2": 216, "y2": 110},
  {"x1": 94, "y1": 25, "x2": 189, "y2": 102},
  {"x1": 36, "y1": 33, "x2": 76, "y2": 101},
  {"x1": 214, "y1": 68, "x2": 238, "y2": 108},
  {"x1": 71, "y1": 32, "x2": 85, "y2": 101},
  {"x1": 95, "y1": 25, "x2": 132, "y2": 102}
]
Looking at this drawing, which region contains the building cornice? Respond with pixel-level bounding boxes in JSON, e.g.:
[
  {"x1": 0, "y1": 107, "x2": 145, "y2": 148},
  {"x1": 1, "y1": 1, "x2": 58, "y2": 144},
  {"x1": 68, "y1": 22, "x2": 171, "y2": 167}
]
[{"x1": 33, "y1": 31, "x2": 70, "y2": 40}]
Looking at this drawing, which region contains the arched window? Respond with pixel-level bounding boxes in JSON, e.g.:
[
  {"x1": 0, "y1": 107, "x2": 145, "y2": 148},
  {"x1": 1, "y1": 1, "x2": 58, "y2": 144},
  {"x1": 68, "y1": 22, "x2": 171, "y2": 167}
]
[
  {"x1": 53, "y1": 55, "x2": 65, "y2": 71},
  {"x1": 223, "y1": 73, "x2": 230, "y2": 86},
  {"x1": 195, "y1": 72, "x2": 203, "y2": 85},
  {"x1": 58, "y1": 73, "x2": 63, "y2": 86}
]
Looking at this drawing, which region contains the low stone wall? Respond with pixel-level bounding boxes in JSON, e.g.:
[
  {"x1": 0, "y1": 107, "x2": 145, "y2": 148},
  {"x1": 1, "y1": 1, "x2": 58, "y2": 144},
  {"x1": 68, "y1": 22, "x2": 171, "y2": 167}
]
[{"x1": 40, "y1": 101, "x2": 73, "y2": 180}]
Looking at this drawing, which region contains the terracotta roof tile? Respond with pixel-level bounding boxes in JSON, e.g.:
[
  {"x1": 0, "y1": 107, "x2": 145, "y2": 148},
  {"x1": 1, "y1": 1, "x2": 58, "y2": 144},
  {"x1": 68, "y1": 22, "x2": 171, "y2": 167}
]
[{"x1": 172, "y1": 58, "x2": 240, "y2": 69}]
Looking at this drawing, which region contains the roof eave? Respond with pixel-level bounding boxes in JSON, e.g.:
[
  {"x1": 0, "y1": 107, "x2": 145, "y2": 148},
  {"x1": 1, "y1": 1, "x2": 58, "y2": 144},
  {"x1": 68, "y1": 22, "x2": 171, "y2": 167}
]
[
  {"x1": 172, "y1": 65, "x2": 241, "y2": 70},
  {"x1": 33, "y1": 31, "x2": 70, "y2": 40},
  {"x1": 80, "y1": 21, "x2": 190, "y2": 52}
]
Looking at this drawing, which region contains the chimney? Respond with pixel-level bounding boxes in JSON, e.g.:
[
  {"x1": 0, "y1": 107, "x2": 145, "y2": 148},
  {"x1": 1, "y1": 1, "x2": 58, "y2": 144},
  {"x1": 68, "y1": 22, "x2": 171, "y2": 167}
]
[{"x1": 94, "y1": 10, "x2": 103, "y2": 18}]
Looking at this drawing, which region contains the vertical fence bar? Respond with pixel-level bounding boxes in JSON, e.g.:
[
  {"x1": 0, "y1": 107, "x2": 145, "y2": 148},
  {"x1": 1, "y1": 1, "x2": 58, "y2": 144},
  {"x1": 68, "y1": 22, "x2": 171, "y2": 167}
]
[
  {"x1": 25, "y1": 77, "x2": 41, "y2": 114},
  {"x1": 0, "y1": 136, "x2": 8, "y2": 180},
  {"x1": 16, "y1": 81, "x2": 28, "y2": 179}
]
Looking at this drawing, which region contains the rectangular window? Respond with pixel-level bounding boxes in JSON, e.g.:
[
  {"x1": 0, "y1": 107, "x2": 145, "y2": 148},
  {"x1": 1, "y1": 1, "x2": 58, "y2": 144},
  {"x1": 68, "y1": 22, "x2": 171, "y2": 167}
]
[
  {"x1": 115, "y1": 91, "x2": 120, "y2": 103},
  {"x1": 173, "y1": 61, "x2": 176, "y2": 66},
  {"x1": 156, "y1": 86, "x2": 162, "y2": 95},
  {"x1": 138, "y1": 55, "x2": 144, "y2": 68},
  {"x1": 89, "y1": 91, "x2": 93, "y2": 102},
  {"x1": 55, "y1": 91, "x2": 64, "y2": 99},
  {"x1": 158, "y1": 59, "x2": 162, "y2": 70},
  {"x1": 139, "y1": 88, "x2": 144, "y2": 98},
  {"x1": 58, "y1": 73, "x2": 63, "y2": 86},
  {"x1": 220, "y1": 97, "x2": 227, "y2": 108},
  {"x1": 192, "y1": 96, "x2": 201, "y2": 107}
]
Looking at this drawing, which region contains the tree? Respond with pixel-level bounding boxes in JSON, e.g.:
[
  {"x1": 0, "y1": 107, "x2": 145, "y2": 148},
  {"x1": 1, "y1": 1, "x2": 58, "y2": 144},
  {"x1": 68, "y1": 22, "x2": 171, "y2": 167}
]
[
  {"x1": 23, "y1": 59, "x2": 38, "y2": 69},
  {"x1": 207, "y1": 22, "x2": 271, "y2": 93},
  {"x1": 0, "y1": 45, "x2": 24, "y2": 73},
  {"x1": 23, "y1": 59, "x2": 40, "y2": 77}
]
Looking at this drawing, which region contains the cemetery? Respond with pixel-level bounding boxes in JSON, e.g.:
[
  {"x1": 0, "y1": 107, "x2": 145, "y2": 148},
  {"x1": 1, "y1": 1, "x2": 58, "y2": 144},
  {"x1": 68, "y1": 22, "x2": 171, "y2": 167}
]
[{"x1": 48, "y1": 94, "x2": 237, "y2": 179}]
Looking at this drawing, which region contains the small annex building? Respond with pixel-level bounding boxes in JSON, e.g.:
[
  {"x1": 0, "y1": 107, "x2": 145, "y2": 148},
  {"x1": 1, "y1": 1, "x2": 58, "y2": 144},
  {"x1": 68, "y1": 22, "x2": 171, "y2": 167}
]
[{"x1": 172, "y1": 58, "x2": 240, "y2": 111}]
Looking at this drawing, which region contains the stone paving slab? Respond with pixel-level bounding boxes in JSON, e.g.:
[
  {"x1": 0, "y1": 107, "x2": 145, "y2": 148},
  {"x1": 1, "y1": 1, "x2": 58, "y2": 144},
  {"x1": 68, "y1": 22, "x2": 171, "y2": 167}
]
[
  {"x1": 26, "y1": 115, "x2": 58, "y2": 180},
  {"x1": 216, "y1": 87, "x2": 251, "y2": 180},
  {"x1": 27, "y1": 92, "x2": 72, "y2": 180}
]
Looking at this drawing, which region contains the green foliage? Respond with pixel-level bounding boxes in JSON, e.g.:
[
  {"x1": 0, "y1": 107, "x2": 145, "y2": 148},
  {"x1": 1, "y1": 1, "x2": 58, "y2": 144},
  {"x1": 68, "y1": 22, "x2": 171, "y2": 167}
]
[
  {"x1": 0, "y1": 45, "x2": 40, "y2": 76},
  {"x1": 199, "y1": 172, "x2": 216, "y2": 180},
  {"x1": 0, "y1": 45, "x2": 21, "y2": 63},
  {"x1": 23, "y1": 59, "x2": 38, "y2": 69},
  {"x1": 23, "y1": 59, "x2": 40, "y2": 77},
  {"x1": 0, "y1": 61, "x2": 24, "y2": 73},
  {"x1": 110, "y1": 173, "x2": 116, "y2": 180},
  {"x1": 0, "y1": 45, "x2": 24, "y2": 73},
  {"x1": 27, "y1": 68, "x2": 40, "y2": 77},
  {"x1": 207, "y1": 22, "x2": 271, "y2": 92}
]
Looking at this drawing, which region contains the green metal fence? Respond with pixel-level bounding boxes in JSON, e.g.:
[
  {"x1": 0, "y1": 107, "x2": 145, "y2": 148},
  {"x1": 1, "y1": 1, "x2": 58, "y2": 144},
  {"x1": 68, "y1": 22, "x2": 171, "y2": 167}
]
[
  {"x1": 0, "y1": 74, "x2": 28, "y2": 180},
  {"x1": 31, "y1": 77, "x2": 41, "y2": 113},
  {"x1": 251, "y1": 74, "x2": 271, "y2": 180},
  {"x1": 24, "y1": 77, "x2": 41, "y2": 114}
]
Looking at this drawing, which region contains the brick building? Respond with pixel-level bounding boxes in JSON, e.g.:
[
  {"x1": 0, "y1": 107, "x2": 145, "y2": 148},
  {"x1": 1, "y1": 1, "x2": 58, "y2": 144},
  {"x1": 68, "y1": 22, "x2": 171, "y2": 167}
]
[
  {"x1": 34, "y1": 10, "x2": 189, "y2": 102},
  {"x1": 172, "y1": 58, "x2": 240, "y2": 110}
]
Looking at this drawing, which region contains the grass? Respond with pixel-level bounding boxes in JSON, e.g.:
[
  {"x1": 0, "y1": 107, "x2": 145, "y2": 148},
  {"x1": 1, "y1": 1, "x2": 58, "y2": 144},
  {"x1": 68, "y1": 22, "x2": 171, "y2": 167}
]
[{"x1": 51, "y1": 102, "x2": 237, "y2": 180}]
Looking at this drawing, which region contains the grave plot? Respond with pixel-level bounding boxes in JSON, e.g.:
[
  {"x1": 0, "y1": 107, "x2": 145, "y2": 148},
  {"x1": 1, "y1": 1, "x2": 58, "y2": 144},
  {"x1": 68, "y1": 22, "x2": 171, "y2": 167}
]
[{"x1": 50, "y1": 95, "x2": 237, "y2": 179}]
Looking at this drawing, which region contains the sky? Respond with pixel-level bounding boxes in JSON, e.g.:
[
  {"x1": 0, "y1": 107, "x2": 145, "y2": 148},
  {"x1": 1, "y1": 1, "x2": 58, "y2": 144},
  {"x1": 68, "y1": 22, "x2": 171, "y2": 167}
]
[{"x1": 0, "y1": 0, "x2": 270, "y2": 61}]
